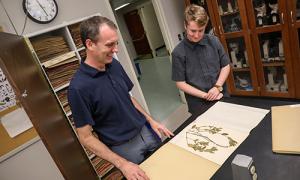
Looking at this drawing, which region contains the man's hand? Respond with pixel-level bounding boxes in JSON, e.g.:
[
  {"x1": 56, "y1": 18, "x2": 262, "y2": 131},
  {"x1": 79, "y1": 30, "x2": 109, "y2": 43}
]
[
  {"x1": 119, "y1": 161, "x2": 149, "y2": 180},
  {"x1": 149, "y1": 120, "x2": 174, "y2": 138},
  {"x1": 206, "y1": 87, "x2": 222, "y2": 101}
]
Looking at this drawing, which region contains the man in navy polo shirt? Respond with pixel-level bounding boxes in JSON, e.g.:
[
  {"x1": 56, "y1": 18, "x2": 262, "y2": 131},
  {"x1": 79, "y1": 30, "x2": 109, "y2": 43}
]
[{"x1": 68, "y1": 16, "x2": 173, "y2": 180}]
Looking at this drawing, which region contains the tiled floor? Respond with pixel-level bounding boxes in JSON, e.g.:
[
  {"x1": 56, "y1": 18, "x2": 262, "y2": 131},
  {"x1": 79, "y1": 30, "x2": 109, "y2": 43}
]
[
  {"x1": 135, "y1": 47, "x2": 191, "y2": 132},
  {"x1": 137, "y1": 55, "x2": 182, "y2": 121}
]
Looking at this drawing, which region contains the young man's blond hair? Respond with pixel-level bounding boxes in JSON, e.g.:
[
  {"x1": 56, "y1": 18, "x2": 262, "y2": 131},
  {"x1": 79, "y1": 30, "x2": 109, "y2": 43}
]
[{"x1": 184, "y1": 4, "x2": 209, "y2": 27}]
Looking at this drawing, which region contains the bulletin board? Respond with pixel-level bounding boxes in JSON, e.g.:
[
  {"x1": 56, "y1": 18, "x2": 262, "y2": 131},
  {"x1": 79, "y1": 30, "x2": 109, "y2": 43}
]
[{"x1": 0, "y1": 67, "x2": 38, "y2": 158}]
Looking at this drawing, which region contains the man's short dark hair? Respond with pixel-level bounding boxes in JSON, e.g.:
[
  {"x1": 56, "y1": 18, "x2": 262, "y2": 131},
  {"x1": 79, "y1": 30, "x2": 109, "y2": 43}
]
[{"x1": 80, "y1": 16, "x2": 117, "y2": 48}]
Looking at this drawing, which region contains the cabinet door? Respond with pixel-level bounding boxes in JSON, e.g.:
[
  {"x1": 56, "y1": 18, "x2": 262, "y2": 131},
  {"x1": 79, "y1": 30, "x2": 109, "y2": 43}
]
[
  {"x1": 287, "y1": 0, "x2": 300, "y2": 98},
  {"x1": 211, "y1": 0, "x2": 259, "y2": 95},
  {"x1": 246, "y1": 0, "x2": 295, "y2": 98},
  {"x1": 0, "y1": 32, "x2": 98, "y2": 179}
]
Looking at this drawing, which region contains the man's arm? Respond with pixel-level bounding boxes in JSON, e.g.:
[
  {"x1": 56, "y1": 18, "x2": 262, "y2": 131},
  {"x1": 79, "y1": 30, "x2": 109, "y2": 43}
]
[
  {"x1": 77, "y1": 125, "x2": 149, "y2": 180},
  {"x1": 130, "y1": 96, "x2": 174, "y2": 138},
  {"x1": 176, "y1": 81, "x2": 208, "y2": 99},
  {"x1": 206, "y1": 64, "x2": 230, "y2": 101}
]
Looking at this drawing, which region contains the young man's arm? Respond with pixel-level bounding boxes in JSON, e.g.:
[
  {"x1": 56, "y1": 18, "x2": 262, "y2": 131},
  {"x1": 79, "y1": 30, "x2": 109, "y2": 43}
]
[
  {"x1": 176, "y1": 81, "x2": 208, "y2": 99},
  {"x1": 130, "y1": 96, "x2": 174, "y2": 138},
  {"x1": 206, "y1": 64, "x2": 230, "y2": 101},
  {"x1": 77, "y1": 125, "x2": 149, "y2": 180}
]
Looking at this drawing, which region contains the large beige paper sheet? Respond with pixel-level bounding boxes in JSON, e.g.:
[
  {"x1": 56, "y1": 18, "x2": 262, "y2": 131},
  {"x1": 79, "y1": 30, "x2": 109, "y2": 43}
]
[
  {"x1": 171, "y1": 102, "x2": 269, "y2": 165},
  {"x1": 170, "y1": 120, "x2": 249, "y2": 165},
  {"x1": 140, "y1": 143, "x2": 220, "y2": 180},
  {"x1": 272, "y1": 104, "x2": 300, "y2": 154},
  {"x1": 198, "y1": 102, "x2": 269, "y2": 133}
]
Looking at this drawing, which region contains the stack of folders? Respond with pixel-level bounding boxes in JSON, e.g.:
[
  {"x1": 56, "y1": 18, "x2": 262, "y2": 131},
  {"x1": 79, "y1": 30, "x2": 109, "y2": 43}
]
[{"x1": 272, "y1": 104, "x2": 300, "y2": 154}]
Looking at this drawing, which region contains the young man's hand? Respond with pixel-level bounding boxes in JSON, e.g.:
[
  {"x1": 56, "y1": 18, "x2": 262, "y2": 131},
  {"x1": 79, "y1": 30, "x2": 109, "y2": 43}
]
[{"x1": 206, "y1": 87, "x2": 222, "y2": 101}]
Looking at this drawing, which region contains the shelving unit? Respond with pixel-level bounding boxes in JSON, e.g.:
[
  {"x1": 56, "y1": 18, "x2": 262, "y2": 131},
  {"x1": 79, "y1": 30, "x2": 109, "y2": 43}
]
[
  {"x1": 185, "y1": 0, "x2": 300, "y2": 98},
  {"x1": 24, "y1": 14, "x2": 123, "y2": 179}
]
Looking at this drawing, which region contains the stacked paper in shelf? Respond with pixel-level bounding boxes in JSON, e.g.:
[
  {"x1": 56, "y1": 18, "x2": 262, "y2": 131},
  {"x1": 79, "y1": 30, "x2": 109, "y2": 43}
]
[
  {"x1": 45, "y1": 60, "x2": 79, "y2": 89},
  {"x1": 30, "y1": 35, "x2": 70, "y2": 62},
  {"x1": 79, "y1": 49, "x2": 87, "y2": 60},
  {"x1": 91, "y1": 156, "x2": 102, "y2": 166},
  {"x1": 103, "y1": 168, "x2": 123, "y2": 180},
  {"x1": 56, "y1": 88, "x2": 71, "y2": 114},
  {"x1": 57, "y1": 88, "x2": 68, "y2": 106},
  {"x1": 96, "y1": 159, "x2": 115, "y2": 177},
  {"x1": 170, "y1": 102, "x2": 269, "y2": 165},
  {"x1": 68, "y1": 115, "x2": 75, "y2": 128},
  {"x1": 91, "y1": 156, "x2": 115, "y2": 178},
  {"x1": 69, "y1": 23, "x2": 83, "y2": 48},
  {"x1": 85, "y1": 148, "x2": 95, "y2": 159},
  {"x1": 63, "y1": 104, "x2": 71, "y2": 115},
  {"x1": 42, "y1": 51, "x2": 76, "y2": 68}
]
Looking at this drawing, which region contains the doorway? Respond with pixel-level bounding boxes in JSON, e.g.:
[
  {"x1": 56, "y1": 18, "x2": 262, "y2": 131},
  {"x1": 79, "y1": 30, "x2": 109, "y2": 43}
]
[
  {"x1": 111, "y1": 0, "x2": 183, "y2": 122},
  {"x1": 124, "y1": 9, "x2": 152, "y2": 58}
]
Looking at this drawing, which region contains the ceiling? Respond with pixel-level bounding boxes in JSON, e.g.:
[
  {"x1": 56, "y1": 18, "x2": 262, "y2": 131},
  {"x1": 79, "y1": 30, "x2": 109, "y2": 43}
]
[{"x1": 110, "y1": 0, "x2": 139, "y2": 10}]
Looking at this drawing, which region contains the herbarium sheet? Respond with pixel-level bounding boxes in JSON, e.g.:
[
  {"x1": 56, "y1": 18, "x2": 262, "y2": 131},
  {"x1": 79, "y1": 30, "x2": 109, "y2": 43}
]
[{"x1": 170, "y1": 102, "x2": 269, "y2": 165}]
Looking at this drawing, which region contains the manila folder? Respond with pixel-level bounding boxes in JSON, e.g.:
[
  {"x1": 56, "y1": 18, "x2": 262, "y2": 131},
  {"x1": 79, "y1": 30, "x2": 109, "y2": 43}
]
[{"x1": 272, "y1": 105, "x2": 300, "y2": 154}]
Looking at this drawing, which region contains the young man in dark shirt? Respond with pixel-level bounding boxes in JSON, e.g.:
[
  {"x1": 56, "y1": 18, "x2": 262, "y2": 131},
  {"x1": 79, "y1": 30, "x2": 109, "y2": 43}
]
[{"x1": 172, "y1": 4, "x2": 231, "y2": 115}]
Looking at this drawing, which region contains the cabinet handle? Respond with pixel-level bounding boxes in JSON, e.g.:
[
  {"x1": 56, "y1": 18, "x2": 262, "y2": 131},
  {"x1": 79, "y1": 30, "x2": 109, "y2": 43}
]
[
  {"x1": 281, "y1": 13, "x2": 284, "y2": 24},
  {"x1": 290, "y1": 11, "x2": 294, "y2": 24},
  {"x1": 218, "y1": 25, "x2": 223, "y2": 35}
]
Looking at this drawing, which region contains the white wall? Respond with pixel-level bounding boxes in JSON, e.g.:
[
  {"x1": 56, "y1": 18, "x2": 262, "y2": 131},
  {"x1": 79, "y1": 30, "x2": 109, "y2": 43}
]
[
  {"x1": 0, "y1": 139, "x2": 64, "y2": 180},
  {"x1": 151, "y1": 0, "x2": 186, "y2": 103},
  {"x1": 140, "y1": 2, "x2": 164, "y2": 53},
  {"x1": 151, "y1": 0, "x2": 185, "y2": 52},
  {"x1": 0, "y1": 0, "x2": 148, "y2": 111}
]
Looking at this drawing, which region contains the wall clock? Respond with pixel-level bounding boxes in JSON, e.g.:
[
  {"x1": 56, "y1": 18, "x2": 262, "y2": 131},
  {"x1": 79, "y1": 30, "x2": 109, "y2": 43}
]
[{"x1": 22, "y1": 0, "x2": 58, "y2": 24}]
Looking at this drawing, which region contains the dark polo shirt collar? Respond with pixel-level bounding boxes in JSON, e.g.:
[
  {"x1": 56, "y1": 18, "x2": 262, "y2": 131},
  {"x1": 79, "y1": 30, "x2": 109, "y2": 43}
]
[
  {"x1": 183, "y1": 34, "x2": 209, "y2": 50},
  {"x1": 80, "y1": 60, "x2": 112, "y2": 77}
]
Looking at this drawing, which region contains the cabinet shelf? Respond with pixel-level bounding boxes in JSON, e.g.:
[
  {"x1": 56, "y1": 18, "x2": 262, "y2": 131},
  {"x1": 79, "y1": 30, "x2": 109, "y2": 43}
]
[
  {"x1": 220, "y1": 9, "x2": 239, "y2": 17},
  {"x1": 224, "y1": 31, "x2": 244, "y2": 38},
  {"x1": 78, "y1": 47, "x2": 85, "y2": 51},
  {"x1": 255, "y1": 25, "x2": 283, "y2": 34},
  {"x1": 232, "y1": 67, "x2": 250, "y2": 72},
  {"x1": 54, "y1": 82, "x2": 70, "y2": 92},
  {"x1": 262, "y1": 61, "x2": 285, "y2": 67}
]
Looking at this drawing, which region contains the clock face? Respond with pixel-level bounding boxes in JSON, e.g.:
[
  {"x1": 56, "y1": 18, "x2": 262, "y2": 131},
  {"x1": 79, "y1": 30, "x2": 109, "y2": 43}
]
[{"x1": 23, "y1": 0, "x2": 58, "y2": 24}]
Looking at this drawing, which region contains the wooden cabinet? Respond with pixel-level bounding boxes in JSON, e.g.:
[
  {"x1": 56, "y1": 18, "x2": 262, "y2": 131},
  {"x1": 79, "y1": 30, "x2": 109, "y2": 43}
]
[
  {"x1": 212, "y1": 0, "x2": 259, "y2": 96},
  {"x1": 0, "y1": 32, "x2": 97, "y2": 179},
  {"x1": 185, "y1": 0, "x2": 300, "y2": 98},
  {"x1": 5, "y1": 15, "x2": 123, "y2": 179},
  {"x1": 287, "y1": 0, "x2": 300, "y2": 98},
  {"x1": 245, "y1": 0, "x2": 295, "y2": 98}
]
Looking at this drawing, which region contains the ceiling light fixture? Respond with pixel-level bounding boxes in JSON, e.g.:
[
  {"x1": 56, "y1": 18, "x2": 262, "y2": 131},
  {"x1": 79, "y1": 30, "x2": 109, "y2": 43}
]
[{"x1": 114, "y1": 2, "x2": 130, "y2": 11}]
